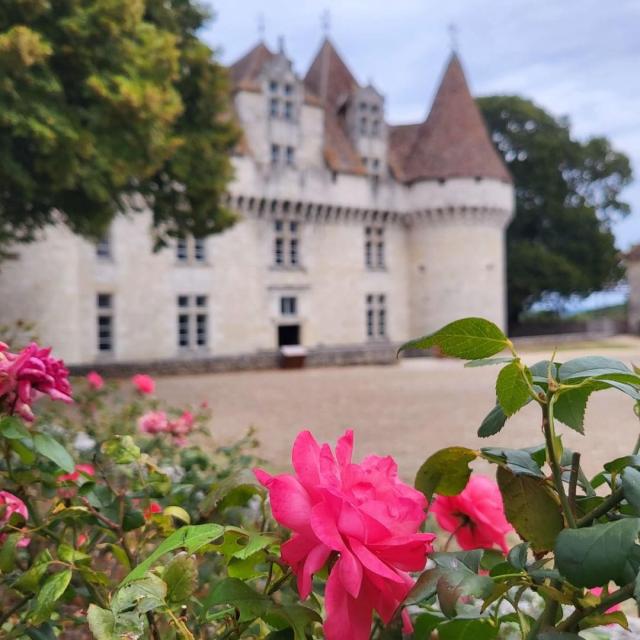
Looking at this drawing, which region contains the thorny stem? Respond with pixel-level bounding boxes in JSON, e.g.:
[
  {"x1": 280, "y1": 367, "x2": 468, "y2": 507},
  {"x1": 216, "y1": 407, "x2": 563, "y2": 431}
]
[
  {"x1": 543, "y1": 398, "x2": 577, "y2": 529},
  {"x1": 576, "y1": 487, "x2": 625, "y2": 527}
]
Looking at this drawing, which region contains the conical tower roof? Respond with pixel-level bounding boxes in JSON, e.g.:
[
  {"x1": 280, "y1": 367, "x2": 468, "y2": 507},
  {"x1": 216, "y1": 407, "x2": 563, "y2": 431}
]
[
  {"x1": 401, "y1": 54, "x2": 511, "y2": 183},
  {"x1": 229, "y1": 42, "x2": 275, "y2": 91}
]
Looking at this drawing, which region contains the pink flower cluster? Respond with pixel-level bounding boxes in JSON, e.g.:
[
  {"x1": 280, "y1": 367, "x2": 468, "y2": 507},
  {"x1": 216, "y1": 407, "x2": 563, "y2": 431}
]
[
  {"x1": 132, "y1": 374, "x2": 155, "y2": 394},
  {"x1": 138, "y1": 410, "x2": 195, "y2": 446},
  {"x1": 0, "y1": 342, "x2": 72, "y2": 421},
  {"x1": 255, "y1": 430, "x2": 435, "y2": 640},
  {"x1": 431, "y1": 475, "x2": 512, "y2": 553},
  {"x1": 86, "y1": 371, "x2": 104, "y2": 390},
  {"x1": 0, "y1": 490, "x2": 29, "y2": 547}
]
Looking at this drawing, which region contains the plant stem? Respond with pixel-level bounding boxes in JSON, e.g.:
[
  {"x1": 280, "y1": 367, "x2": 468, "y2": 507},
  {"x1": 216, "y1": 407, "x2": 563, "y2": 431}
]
[
  {"x1": 576, "y1": 487, "x2": 625, "y2": 527},
  {"x1": 543, "y1": 398, "x2": 577, "y2": 528},
  {"x1": 556, "y1": 581, "x2": 635, "y2": 632},
  {"x1": 568, "y1": 452, "x2": 580, "y2": 514}
]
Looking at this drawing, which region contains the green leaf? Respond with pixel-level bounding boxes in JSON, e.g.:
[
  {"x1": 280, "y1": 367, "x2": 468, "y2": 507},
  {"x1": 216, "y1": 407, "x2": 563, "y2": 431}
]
[
  {"x1": 0, "y1": 416, "x2": 30, "y2": 439},
  {"x1": 399, "y1": 317, "x2": 509, "y2": 360},
  {"x1": 558, "y1": 356, "x2": 632, "y2": 380},
  {"x1": 414, "y1": 447, "x2": 477, "y2": 502},
  {"x1": 497, "y1": 466, "x2": 564, "y2": 553},
  {"x1": 10, "y1": 438, "x2": 36, "y2": 464},
  {"x1": 164, "y1": 554, "x2": 198, "y2": 603},
  {"x1": 478, "y1": 404, "x2": 508, "y2": 438},
  {"x1": 496, "y1": 361, "x2": 531, "y2": 416},
  {"x1": 263, "y1": 604, "x2": 322, "y2": 640},
  {"x1": 12, "y1": 550, "x2": 52, "y2": 593},
  {"x1": 507, "y1": 542, "x2": 529, "y2": 570},
  {"x1": 120, "y1": 523, "x2": 224, "y2": 586},
  {"x1": 101, "y1": 436, "x2": 140, "y2": 464},
  {"x1": 31, "y1": 569, "x2": 72, "y2": 624},
  {"x1": 163, "y1": 506, "x2": 190, "y2": 524},
  {"x1": 33, "y1": 433, "x2": 75, "y2": 472},
  {"x1": 579, "y1": 610, "x2": 628, "y2": 631},
  {"x1": 0, "y1": 533, "x2": 20, "y2": 573},
  {"x1": 112, "y1": 574, "x2": 167, "y2": 615},
  {"x1": 414, "y1": 612, "x2": 445, "y2": 638},
  {"x1": 438, "y1": 619, "x2": 498, "y2": 640},
  {"x1": 58, "y1": 544, "x2": 91, "y2": 565},
  {"x1": 538, "y1": 633, "x2": 586, "y2": 639},
  {"x1": 481, "y1": 447, "x2": 545, "y2": 478},
  {"x1": 465, "y1": 357, "x2": 514, "y2": 368},
  {"x1": 87, "y1": 605, "x2": 117, "y2": 640},
  {"x1": 206, "y1": 577, "x2": 270, "y2": 622},
  {"x1": 555, "y1": 518, "x2": 640, "y2": 587},
  {"x1": 554, "y1": 387, "x2": 593, "y2": 434},
  {"x1": 622, "y1": 467, "x2": 640, "y2": 514},
  {"x1": 604, "y1": 455, "x2": 640, "y2": 474}
]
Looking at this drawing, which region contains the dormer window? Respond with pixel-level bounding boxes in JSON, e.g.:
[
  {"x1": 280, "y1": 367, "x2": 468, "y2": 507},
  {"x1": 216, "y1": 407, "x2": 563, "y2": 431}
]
[{"x1": 268, "y1": 78, "x2": 297, "y2": 122}]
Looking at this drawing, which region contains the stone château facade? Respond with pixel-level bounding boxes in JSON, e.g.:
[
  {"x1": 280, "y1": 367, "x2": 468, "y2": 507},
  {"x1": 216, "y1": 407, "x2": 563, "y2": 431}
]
[{"x1": 0, "y1": 38, "x2": 514, "y2": 367}]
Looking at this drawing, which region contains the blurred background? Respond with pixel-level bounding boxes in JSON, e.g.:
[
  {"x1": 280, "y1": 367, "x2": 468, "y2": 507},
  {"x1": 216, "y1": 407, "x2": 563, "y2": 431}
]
[{"x1": 1, "y1": 0, "x2": 639, "y2": 476}]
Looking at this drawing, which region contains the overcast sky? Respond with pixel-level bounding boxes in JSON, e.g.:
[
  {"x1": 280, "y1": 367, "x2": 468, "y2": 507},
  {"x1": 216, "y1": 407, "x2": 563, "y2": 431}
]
[{"x1": 201, "y1": 0, "x2": 640, "y2": 250}]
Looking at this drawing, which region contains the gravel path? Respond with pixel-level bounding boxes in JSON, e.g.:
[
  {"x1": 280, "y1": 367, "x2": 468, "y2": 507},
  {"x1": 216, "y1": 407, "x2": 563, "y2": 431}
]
[{"x1": 155, "y1": 337, "x2": 640, "y2": 480}]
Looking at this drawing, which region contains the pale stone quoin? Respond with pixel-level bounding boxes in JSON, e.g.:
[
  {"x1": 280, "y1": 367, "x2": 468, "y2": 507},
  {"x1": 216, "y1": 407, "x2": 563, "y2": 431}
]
[{"x1": 0, "y1": 38, "x2": 514, "y2": 366}]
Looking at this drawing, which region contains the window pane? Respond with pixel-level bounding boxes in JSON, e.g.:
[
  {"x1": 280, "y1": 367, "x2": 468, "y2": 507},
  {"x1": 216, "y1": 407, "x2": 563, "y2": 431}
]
[
  {"x1": 269, "y1": 80, "x2": 278, "y2": 93},
  {"x1": 366, "y1": 309, "x2": 374, "y2": 338},
  {"x1": 376, "y1": 242, "x2": 385, "y2": 267},
  {"x1": 96, "y1": 236, "x2": 111, "y2": 259},
  {"x1": 284, "y1": 101, "x2": 294, "y2": 120},
  {"x1": 286, "y1": 146, "x2": 295, "y2": 165},
  {"x1": 365, "y1": 241, "x2": 373, "y2": 267},
  {"x1": 359, "y1": 117, "x2": 367, "y2": 135},
  {"x1": 284, "y1": 83, "x2": 293, "y2": 95},
  {"x1": 270, "y1": 98, "x2": 279, "y2": 117},
  {"x1": 271, "y1": 144, "x2": 280, "y2": 163},
  {"x1": 274, "y1": 220, "x2": 283, "y2": 232},
  {"x1": 97, "y1": 315, "x2": 112, "y2": 352},
  {"x1": 177, "y1": 295, "x2": 189, "y2": 308},
  {"x1": 196, "y1": 314, "x2": 207, "y2": 346},
  {"x1": 378, "y1": 309, "x2": 386, "y2": 337},
  {"x1": 178, "y1": 314, "x2": 190, "y2": 347},
  {"x1": 194, "y1": 238, "x2": 206, "y2": 262},
  {"x1": 289, "y1": 238, "x2": 298, "y2": 265},
  {"x1": 97, "y1": 294, "x2": 112, "y2": 309},
  {"x1": 195, "y1": 295, "x2": 207, "y2": 307},
  {"x1": 281, "y1": 296, "x2": 297, "y2": 315},
  {"x1": 289, "y1": 221, "x2": 298, "y2": 233},
  {"x1": 274, "y1": 237, "x2": 284, "y2": 265},
  {"x1": 176, "y1": 238, "x2": 188, "y2": 261}
]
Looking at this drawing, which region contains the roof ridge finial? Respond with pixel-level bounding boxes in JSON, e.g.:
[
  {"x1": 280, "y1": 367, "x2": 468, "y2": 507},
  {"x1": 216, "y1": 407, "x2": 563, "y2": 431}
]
[
  {"x1": 257, "y1": 13, "x2": 266, "y2": 41},
  {"x1": 321, "y1": 9, "x2": 331, "y2": 37},
  {"x1": 448, "y1": 23, "x2": 459, "y2": 53}
]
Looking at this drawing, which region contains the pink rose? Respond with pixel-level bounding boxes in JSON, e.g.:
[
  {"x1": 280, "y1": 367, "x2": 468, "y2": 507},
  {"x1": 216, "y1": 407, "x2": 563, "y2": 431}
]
[
  {"x1": 0, "y1": 343, "x2": 72, "y2": 421},
  {"x1": 86, "y1": 371, "x2": 104, "y2": 390},
  {"x1": 255, "y1": 430, "x2": 435, "y2": 640},
  {"x1": 168, "y1": 410, "x2": 194, "y2": 446},
  {"x1": 57, "y1": 464, "x2": 96, "y2": 498},
  {"x1": 431, "y1": 475, "x2": 512, "y2": 553},
  {"x1": 131, "y1": 374, "x2": 155, "y2": 394},
  {"x1": 0, "y1": 490, "x2": 29, "y2": 547},
  {"x1": 138, "y1": 410, "x2": 168, "y2": 435}
]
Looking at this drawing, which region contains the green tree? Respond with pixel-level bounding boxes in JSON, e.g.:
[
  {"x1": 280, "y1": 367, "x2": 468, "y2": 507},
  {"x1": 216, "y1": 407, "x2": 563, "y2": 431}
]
[
  {"x1": 0, "y1": 0, "x2": 238, "y2": 258},
  {"x1": 477, "y1": 95, "x2": 632, "y2": 326}
]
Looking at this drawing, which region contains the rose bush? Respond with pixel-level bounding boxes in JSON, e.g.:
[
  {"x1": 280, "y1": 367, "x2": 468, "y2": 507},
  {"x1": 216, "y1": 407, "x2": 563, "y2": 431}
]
[{"x1": 3, "y1": 317, "x2": 640, "y2": 639}]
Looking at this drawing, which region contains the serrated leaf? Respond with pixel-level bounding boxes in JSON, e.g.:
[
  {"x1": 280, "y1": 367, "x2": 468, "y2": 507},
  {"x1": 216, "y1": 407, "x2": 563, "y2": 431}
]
[
  {"x1": 87, "y1": 604, "x2": 117, "y2": 640},
  {"x1": 31, "y1": 569, "x2": 72, "y2": 624},
  {"x1": 120, "y1": 523, "x2": 224, "y2": 586},
  {"x1": 497, "y1": 466, "x2": 564, "y2": 553},
  {"x1": 496, "y1": 361, "x2": 531, "y2": 416},
  {"x1": 33, "y1": 433, "x2": 75, "y2": 472},
  {"x1": 478, "y1": 404, "x2": 508, "y2": 438},
  {"x1": 205, "y1": 577, "x2": 270, "y2": 622},
  {"x1": 414, "y1": 447, "x2": 477, "y2": 503},
  {"x1": 558, "y1": 356, "x2": 638, "y2": 384},
  {"x1": 164, "y1": 554, "x2": 197, "y2": 603},
  {"x1": 554, "y1": 387, "x2": 593, "y2": 434},
  {"x1": 112, "y1": 574, "x2": 167, "y2": 615},
  {"x1": 555, "y1": 518, "x2": 640, "y2": 587},
  {"x1": 399, "y1": 317, "x2": 509, "y2": 360}
]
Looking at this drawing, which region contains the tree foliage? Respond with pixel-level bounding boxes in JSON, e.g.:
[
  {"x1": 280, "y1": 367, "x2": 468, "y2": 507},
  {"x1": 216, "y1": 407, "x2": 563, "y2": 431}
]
[
  {"x1": 0, "y1": 0, "x2": 239, "y2": 256},
  {"x1": 477, "y1": 95, "x2": 633, "y2": 325}
]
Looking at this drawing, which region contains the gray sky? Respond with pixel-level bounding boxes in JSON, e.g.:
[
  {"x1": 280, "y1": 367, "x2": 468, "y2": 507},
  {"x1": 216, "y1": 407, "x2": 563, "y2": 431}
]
[{"x1": 201, "y1": 0, "x2": 640, "y2": 250}]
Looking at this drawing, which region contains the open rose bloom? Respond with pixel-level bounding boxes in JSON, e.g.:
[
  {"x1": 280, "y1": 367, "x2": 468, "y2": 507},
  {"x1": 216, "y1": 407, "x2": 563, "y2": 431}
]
[
  {"x1": 0, "y1": 342, "x2": 72, "y2": 421},
  {"x1": 255, "y1": 430, "x2": 435, "y2": 640},
  {"x1": 131, "y1": 373, "x2": 155, "y2": 394},
  {"x1": 0, "y1": 490, "x2": 29, "y2": 547},
  {"x1": 431, "y1": 475, "x2": 512, "y2": 553}
]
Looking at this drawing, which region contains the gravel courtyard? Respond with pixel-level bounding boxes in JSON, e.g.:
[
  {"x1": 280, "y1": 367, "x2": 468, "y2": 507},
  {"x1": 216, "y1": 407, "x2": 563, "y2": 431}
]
[{"x1": 155, "y1": 337, "x2": 640, "y2": 480}]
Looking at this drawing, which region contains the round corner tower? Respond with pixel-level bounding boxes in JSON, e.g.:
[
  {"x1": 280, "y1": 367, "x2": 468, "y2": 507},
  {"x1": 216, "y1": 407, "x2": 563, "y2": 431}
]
[{"x1": 399, "y1": 53, "x2": 514, "y2": 336}]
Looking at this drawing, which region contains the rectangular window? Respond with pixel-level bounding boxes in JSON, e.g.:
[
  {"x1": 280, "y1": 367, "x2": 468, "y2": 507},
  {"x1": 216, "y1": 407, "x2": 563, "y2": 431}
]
[
  {"x1": 365, "y1": 293, "x2": 387, "y2": 339},
  {"x1": 365, "y1": 226, "x2": 385, "y2": 268},
  {"x1": 194, "y1": 238, "x2": 206, "y2": 262},
  {"x1": 284, "y1": 83, "x2": 294, "y2": 95},
  {"x1": 271, "y1": 144, "x2": 280, "y2": 165},
  {"x1": 286, "y1": 146, "x2": 295, "y2": 166},
  {"x1": 270, "y1": 97, "x2": 279, "y2": 118},
  {"x1": 284, "y1": 101, "x2": 294, "y2": 120},
  {"x1": 269, "y1": 80, "x2": 278, "y2": 93},
  {"x1": 96, "y1": 294, "x2": 113, "y2": 354},
  {"x1": 176, "y1": 238, "x2": 188, "y2": 262},
  {"x1": 371, "y1": 120, "x2": 381, "y2": 136},
  {"x1": 273, "y1": 219, "x2": 301, "y2": 267},
  {"x1": 280, "y1": 296, "x2": 297, "y2": 316},
  {"x1": 359, "y1": 117, "x2": 367, "y2": 135},
  {"x1": 96, "y1": 234, "x2": 111, "y2": 259},
  {"x1": 176, "y1": 295, "x2": 208, "y2": 349}
]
